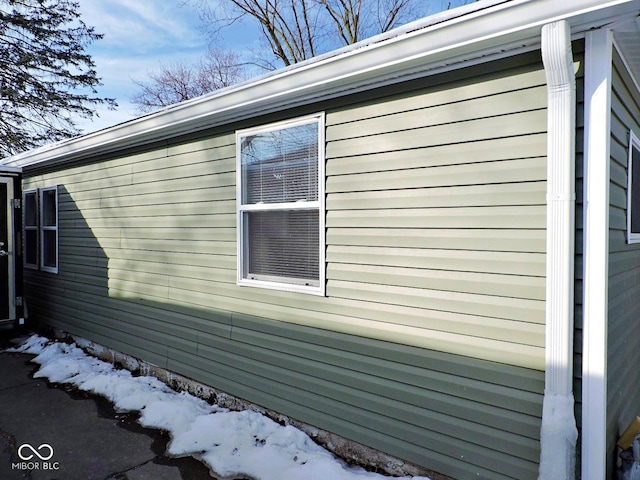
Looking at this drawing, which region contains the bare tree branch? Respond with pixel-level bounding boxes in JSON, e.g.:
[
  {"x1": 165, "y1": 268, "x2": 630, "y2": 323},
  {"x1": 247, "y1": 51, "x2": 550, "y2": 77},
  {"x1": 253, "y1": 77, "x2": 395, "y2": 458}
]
[
  {"x1": 187, "y1": 0, "x2": 475, "y2": 69},
  {"x1": 130, "y1": 48, "x2": 248, "y2": 114},
  {"x1": 140, "y1": 0, "x2": 477, "y2": 110}
]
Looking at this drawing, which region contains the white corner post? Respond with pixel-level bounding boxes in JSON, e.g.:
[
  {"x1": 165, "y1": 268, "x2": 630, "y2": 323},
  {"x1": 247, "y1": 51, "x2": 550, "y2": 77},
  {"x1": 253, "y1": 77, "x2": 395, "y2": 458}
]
[
  {"x1": 538, "y1": 20, "x2": 578, "y2": 480},
  {"x1": 581, "y1": 27, "x2": 613, "y2": 480}
]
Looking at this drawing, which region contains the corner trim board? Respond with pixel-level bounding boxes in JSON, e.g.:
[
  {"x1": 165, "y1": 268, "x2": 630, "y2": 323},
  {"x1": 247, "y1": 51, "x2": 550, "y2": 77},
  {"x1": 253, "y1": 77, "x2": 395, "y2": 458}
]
[{"x1": 581, "y1": 27, "x2": 613, "y2": 480}]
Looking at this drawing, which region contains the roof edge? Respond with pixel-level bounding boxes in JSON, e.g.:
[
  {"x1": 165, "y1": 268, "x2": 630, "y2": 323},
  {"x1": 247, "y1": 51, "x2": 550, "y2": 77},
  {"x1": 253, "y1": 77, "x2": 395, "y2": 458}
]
[{"x1": 2, "y1": 0, "x2": 638, "y2": 169}]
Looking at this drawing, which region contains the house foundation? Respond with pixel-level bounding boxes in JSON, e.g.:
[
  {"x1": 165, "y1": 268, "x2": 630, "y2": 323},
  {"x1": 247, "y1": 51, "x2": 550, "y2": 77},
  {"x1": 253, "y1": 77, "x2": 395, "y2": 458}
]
[{"x1": 44, "y1": 326, "x2": 445, "y2": 479}]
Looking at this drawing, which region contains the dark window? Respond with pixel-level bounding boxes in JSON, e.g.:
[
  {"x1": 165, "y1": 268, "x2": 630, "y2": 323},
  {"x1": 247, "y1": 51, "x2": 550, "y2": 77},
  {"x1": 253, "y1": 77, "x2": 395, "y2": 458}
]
[
  {"x1": 23, "y1": 190, "x2": 38, "y2": 268},
  {"x1": 23, "y1": 186, "x2": 58, "y2": 273},
  {"x1": 40, "y1": 187, "x2": 58, "y2": 272},
  {"x1": 628, "y1": 132, "x2": 640, "y2": 243}
]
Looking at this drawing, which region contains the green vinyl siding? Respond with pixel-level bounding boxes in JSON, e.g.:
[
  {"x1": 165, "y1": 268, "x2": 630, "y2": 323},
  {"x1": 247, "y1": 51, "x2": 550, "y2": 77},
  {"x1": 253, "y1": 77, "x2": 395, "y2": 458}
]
[
  {"x1": 324, "y1": 53, "x2": 547, "y2": 371},
  {"x1": 606, "y1": 46, "x2": 640, "y2": 478},
  {"x1": 22, "y1": 52, "x2": 547, "y2": 480}
]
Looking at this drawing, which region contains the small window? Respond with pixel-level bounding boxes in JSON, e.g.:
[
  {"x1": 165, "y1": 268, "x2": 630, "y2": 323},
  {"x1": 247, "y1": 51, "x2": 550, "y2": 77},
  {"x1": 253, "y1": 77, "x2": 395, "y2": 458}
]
[
  {"x1": 628, "y1": 131, "x2": 640, "y2": 243},
  {"x1": 23, "y1": 190, "x2": 38, "y2": 269},
  {"x1": 40, "y1": 186, "x2": 58, "y2": 273},
  {"x1": 236, "y1": 114, "x2": 325, "y2": 294},
  {"x1": 23, "y1": 186, "x2": 58, "y2": 273}
]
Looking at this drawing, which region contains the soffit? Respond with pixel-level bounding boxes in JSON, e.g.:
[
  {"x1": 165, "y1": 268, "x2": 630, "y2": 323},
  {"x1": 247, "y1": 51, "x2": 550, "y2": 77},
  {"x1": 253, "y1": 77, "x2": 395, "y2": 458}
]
[{"x1": 614, "y1": 18, "x2": 640, "y2": 88}]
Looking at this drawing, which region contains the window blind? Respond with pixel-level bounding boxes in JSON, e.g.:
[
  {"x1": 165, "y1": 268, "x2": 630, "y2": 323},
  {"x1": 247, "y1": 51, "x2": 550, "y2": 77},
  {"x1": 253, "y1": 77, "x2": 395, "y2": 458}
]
[
  {"x1": 241, "y1": 123, "x2": 318, "y2": 205},
  {"x1": 246, "y1": 210, "x2": 319, "y2": 285},
  {"x1": 237, "y1": 116, "x2": 323, "y2": 291}
]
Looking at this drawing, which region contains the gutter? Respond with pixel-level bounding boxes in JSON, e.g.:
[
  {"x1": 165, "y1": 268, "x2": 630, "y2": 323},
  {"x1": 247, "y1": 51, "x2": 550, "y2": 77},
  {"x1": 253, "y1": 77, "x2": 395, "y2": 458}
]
[
  {"x1": 0, "y1": 166, "x2": 21, "y2": 174},
  {"x1": 1, "y1": 1, "x2": 637, "y2": 170},
  {"x1": 538, "y1": 20, "x2": 578, "y2": 480}
]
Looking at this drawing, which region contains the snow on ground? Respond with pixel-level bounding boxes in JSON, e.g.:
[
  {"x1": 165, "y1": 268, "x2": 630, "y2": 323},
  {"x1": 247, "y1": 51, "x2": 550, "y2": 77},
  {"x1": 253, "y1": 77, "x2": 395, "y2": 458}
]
[{"x1": 6, "y1": 334, "x2": 431, "y2": 480}]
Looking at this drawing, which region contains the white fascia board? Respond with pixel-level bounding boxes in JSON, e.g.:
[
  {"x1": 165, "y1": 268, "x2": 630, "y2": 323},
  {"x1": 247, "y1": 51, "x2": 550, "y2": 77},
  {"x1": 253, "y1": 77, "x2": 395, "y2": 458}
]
[
  {"x1": 581, "y1": 27, "x2": 613, "y2": 480},
  {"x1": 2, "y1": 0, "x2": 638, "y2": 169}
]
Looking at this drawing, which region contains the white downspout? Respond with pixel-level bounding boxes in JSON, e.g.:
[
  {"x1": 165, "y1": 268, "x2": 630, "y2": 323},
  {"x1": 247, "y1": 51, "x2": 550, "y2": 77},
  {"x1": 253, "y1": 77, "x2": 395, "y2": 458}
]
[{"x1": 538, "y1": 20, "x2": 578, "y2": 480}]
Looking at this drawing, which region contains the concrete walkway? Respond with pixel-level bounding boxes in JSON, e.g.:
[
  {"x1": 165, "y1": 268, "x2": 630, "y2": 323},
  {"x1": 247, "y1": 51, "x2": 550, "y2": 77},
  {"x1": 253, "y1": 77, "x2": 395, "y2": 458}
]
[{"x1": 0, "y1": 329, "x2": 215, "y2": 480}]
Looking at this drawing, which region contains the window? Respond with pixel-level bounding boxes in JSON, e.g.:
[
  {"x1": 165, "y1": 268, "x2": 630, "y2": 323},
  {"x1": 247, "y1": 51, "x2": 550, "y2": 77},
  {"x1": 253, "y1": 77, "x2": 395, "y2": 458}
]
[
  {"x1": 236, "y1": 114, "x2": 325, "y2": 294},
  {"x1": 23, "y1": 186, "x2": 58, "y2": 273},
  {"x1": 40, "y1": 186, "x2": 58, "y2": 273},
  {"x1": 23, "y1": 190, "x2": 38, "y2": 269},
  {"x1": 628, "y1": 131, "x2": 640, "y2": 243}
]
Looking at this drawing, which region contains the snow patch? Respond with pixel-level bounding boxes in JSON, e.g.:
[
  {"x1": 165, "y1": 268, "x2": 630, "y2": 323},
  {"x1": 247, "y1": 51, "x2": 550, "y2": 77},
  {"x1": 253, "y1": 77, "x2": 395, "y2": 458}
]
[{"x1": 6, "y1": 335, "x2": 431, "y2": 480}]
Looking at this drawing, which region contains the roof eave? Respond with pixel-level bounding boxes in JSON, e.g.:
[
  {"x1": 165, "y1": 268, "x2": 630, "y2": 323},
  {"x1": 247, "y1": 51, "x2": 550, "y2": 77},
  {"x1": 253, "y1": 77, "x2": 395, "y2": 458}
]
[{"x1": 3, "y1": 0, "x2": 638, "y2": 169}]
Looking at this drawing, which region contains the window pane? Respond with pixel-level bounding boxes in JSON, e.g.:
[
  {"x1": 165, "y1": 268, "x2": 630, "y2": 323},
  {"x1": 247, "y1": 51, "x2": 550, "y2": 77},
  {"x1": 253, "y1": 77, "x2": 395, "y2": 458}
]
[
  {"x1": 24, "y1": 192, "x2": 37, "y2": 227},
  {"x1": 42, "y1": 189, "x2": 57, "y2": 227},
  {"x1": 42, "y1": 229, "x2": 57, "y2": 268},
  {"x1": 241, "y1": 122, "x2": 318, "y2": 204},
  {"x1": 25, "y1": 230, "x2": 37, "y2": 266},
  {"x1": 632, "y1": 146, "x2": 640, "y2": 234},
  {"x1": 246, "y1": 210, "x2": 319, "y2": 284}
]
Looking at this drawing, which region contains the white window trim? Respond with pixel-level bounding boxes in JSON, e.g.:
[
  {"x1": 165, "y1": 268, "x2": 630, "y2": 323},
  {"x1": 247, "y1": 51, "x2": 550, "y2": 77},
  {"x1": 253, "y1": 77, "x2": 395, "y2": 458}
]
[
  {"x1": 23, "y1": 188, "x2": 39, "y2": 270},
  {"x1": 627, "y1": 130, "x2": 640, "y2": 243},
  {"x1": 39, "y1": 186, "x2": 58, "y2": 274},
  {"x1": 236, "y1": 113, "x2": 326, "y2": 296}
]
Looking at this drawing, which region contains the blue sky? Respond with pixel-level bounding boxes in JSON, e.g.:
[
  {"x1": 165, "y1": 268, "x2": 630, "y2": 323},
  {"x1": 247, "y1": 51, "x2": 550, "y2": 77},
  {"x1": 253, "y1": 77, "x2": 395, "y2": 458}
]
[
  {"x1": 73, "y1": 0, "x2": 469, "y2": 134},
  {"x1": 75, "y1": 0, "x2": 259, "y2": 133}
]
